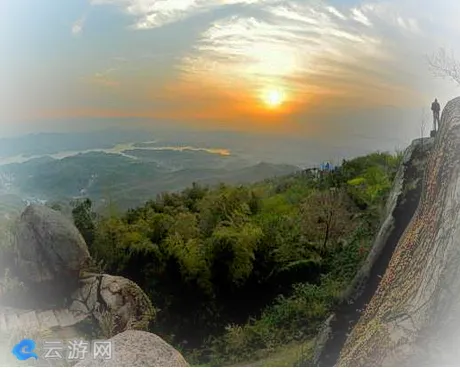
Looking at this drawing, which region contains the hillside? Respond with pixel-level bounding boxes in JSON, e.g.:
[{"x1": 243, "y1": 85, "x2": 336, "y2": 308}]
[
  {"x1": 0, "y1": 138, "x2": 416, "y2": 367},
  {"x1": 0, "y1": 150, "x2": 298, "y2": 212},
  {"x1": 63, "y1": 149, "x2": 402, "y2": 366}
]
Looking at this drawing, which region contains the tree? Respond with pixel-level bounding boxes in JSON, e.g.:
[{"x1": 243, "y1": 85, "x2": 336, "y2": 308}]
[
  {"x1": 300, "y1": 189, "x2": 354, "y2": 255},
  {"x1": 71, "y1": 198, "x2": 96, "y2": 248},
  {"x1": 427, "y1": 47, "x2": 460, "y2": 86},
  {"x1": 208, "y1": 223, "x2": 263, "y2": 287}
]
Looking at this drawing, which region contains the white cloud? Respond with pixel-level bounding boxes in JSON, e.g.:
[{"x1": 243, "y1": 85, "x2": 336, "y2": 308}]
[
  {"x1": 72, "y1": 16, "x2": 86, "y2": 36},
  {"x1": 89, "y1": 0, "x2": 460, "y2": 108},
  {"x1": 90, "y1": 0, "x2": 278, "y2": 29},
  {"x1": 326, "y1": 6, "x2": 346, "y2": 20},
  {"x1": 174, "y1": 0, "x2": 460, "y2": 110},
  {"x1": 351, "y1": 8, "x2": 372, "y2": 27},
  {"x1": 177, "y1": 1, "x2": 399, "y2": 102}
]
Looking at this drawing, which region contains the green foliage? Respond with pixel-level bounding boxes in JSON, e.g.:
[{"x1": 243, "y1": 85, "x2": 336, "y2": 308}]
[
  {"x1": 208, "y1": 223, "x2": 263, "y2": 285},
  {"x1": 71, "y1": 198, "x2": 97, "y2": 247},
  {"x1": 77, "y1": 150, "x2": 401, "y2": 366},
  {"x1": 199, "y1": 275, "x2": 343, "y2": 366}
]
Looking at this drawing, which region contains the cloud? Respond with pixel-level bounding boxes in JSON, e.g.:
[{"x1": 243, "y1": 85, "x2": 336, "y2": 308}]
[
  {"x1": 89, "y1": 0, "x2": 278, "y2": 29},
  {"x1": 351, "y1": 8, "x2": 372, "y2": 27},
  {"x1": 173, "y1": 0, "x2": 460, "y2": 116},
  {"x1": 178, "y1": 1, "x2": 418, "y2": 107},
  {"x1": 74, "y1": 0, "x2": 460, "y2": 139},
  {"x1": 326, "y1": 6, "x2": 346, "y2": 20},
  {"x1": 72, "y1": 16, "x2": 86, "y2": 36}
]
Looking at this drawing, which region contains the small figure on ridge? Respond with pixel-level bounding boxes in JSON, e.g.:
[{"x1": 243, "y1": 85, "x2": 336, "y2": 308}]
[{"x1": 431, "y1": 98, "x2": 441, "y2": 132}]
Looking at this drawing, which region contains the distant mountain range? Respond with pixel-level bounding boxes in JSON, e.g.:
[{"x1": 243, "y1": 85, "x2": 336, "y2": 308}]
[
  {"x1": 0, "y1": 147, "x2": 299, "y2": 213},
  {"x1": 0, "y1": 129, "x2": 155, "y2": 158}
]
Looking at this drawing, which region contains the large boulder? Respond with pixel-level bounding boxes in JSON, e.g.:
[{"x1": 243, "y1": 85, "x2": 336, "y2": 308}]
[
  {"x1": 70, "y1": 274, "x2": 155, "y2": 334},
  {"x1": 75, "y1": 330, "x2": 189, "y2": 367},
  {"x1": 14, "y1": 204, "x2": 91, "y2": 283},
  {"x1": 337, "y1": 97, "x2": 460, "y2": 365},
  {"x1": 12, "y1": 205, "x2": 91, "y2": 305}
]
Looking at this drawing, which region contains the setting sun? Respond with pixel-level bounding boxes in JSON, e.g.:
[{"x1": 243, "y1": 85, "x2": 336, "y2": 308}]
[{"x1": 262, "y1": 89, "x2": 285, "y2": 108}]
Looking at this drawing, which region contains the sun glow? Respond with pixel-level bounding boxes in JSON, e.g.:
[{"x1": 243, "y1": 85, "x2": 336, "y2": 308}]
[{"x1": 262, "y1": 88, "x2": 285, "y2": 108}]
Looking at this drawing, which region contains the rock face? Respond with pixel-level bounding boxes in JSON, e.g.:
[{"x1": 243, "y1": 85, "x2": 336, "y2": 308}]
[
  {"x1": 70, "y1": 274, "x2": 155, "y2": 334},
  {"x1": 314, "y1": 136, "x2": 434, "y2": 366},
  {"x1": 0, "y1": 306, "x2": 88, "y2": 334},
  {"x1": 14, "y1": 204, "x2": 90, "y2": 285},
  {"x1": 2, "y1": 204, "x2": 158, "y2": 363},
  {"x1": 337, "y1": 97, "x2": 460, "y2": 366},
  {"x1": 75, "y1": 330, "x2": 189, "y2": 367}
]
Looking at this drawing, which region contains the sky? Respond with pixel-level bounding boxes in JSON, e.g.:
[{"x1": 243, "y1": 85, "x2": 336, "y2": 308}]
[{"x1": 1, "y1": 0, "x2": 460, "y2": 153}]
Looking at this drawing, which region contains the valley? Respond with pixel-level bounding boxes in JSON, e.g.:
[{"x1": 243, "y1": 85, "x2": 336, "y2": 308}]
[{"x1": 0, "y1": 134, "x2": 299, "y2": 216}]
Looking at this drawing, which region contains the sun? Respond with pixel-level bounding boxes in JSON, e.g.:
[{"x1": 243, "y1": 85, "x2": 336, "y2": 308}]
[{"x1": 262, "y1": 89, "x2": 285, "y2": 108}]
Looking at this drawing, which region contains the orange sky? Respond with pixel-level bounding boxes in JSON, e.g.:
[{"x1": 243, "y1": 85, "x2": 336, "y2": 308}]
[{"x1": 2, "y1": 0, "x2": 460, "y2": 143}]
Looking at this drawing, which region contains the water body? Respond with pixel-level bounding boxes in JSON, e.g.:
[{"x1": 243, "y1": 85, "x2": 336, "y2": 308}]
[{"x1": 0, "y1": 141, "x2": 232, "y2": 166}]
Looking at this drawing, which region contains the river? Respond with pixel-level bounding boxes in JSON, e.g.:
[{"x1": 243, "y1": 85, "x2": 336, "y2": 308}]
[{"x1": 0, "y1": 141, "x2": 231, "y2": 166}]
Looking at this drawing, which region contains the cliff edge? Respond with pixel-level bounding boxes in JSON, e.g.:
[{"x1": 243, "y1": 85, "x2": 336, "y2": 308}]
[
  {"x1": 314, "y1": 135, "x2": 434, "y2": 366},
  {"x1": 338, "y1": 96, "x2": 460, "y2": 366}
]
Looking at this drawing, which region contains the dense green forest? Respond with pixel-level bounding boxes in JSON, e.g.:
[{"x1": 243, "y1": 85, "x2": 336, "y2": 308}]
[{"x1": 69, "y1": 151, "x2": 402, "y2": 365}]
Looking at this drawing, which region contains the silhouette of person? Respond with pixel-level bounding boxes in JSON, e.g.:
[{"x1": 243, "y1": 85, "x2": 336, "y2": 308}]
[{"x1": 431, "y1": 98, "x2": 441, "y2": 131}]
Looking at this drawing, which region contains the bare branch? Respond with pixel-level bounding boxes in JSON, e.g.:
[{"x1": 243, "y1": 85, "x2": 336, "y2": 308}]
[{"x1": 427, "y1": 47, "x2": 460, "y2": 86}]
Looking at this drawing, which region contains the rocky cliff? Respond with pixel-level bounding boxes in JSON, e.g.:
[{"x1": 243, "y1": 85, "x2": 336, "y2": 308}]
[
  {"x1": 337, "y1": 96, "x2": 460, "y2": 366},
  {"x1": 0, "y1": 204, "x2": 188, "y2": 367},
  {"x1": 314, "y1": 135, "x2": 435, "y2": 366}
]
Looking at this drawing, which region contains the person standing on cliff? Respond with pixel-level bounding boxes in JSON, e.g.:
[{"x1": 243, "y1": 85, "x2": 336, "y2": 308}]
[{"x1": 431, "y1": 98, "x2": 441, "y2": 132}]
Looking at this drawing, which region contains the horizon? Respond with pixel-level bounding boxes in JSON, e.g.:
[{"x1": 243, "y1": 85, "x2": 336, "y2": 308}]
[
  {"x1": 2, "y1": 0, "x2": 460, "y2": 155},
  {"x1": 0, "y1": 125, "x2": 411, "y2": 168}
]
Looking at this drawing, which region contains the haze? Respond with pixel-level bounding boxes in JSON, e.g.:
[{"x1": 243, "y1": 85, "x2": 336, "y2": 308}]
[{"x1": 2, "y1": 0, "x2": 460, "y2": 161}]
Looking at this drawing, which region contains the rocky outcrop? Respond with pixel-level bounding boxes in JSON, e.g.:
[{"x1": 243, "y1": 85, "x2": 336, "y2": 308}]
[
  {"x1": 13, "y1": 204, "x2": 91, "y2": 305},
  {"x1": 14, "y1": 204, "x2": 91, "y2": 283},
  {"x1": 75, "y1": 330, "x2": 189, "y2": 367},
  {"x1": 1, "y1": 204, "x2": 156, "y2": 356},
  {"x1": 314, "y1": 137, "x2": 434, "y2": 366},
  {"x1": 70, "y1": 274, "x2": 155, "y2": 334},
  {"x1": 337, "y1": 97, "x2": 460, "y2": 366},
  {"x1": 0, "y1": 306, "x2": 87, "y2": 333}
]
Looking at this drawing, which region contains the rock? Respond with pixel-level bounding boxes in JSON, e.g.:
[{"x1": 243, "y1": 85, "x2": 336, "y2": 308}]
[
  {"x1": 337, "y1": 97, "x2": 460, "y2": 366},
  {"x1": 70, "y1": 274, "x2": 155, "y2": 335},
  {"x1": 342, "y1": 136, "x2": 434, "y2": 305},
  {"x1": 14, "y1": 204, "x2": 91, "y2": 284},
  {"x1": 314, "y1": 137, "x2": 434, "y2": 366},
  {"x1": 12, "y1": 205, "x2": 91, "y2": 306},
  {"x1": 75, "y1": 330, "x2": 189, "y2": 367},
  {"x1": 312, "y1": 314, "x2": 335, "y2": 365}
]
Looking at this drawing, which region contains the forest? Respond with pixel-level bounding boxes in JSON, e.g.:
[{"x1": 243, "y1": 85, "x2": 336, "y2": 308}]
[{"x1": 68, "y1": 150, "x2": 402, "y2": 365}]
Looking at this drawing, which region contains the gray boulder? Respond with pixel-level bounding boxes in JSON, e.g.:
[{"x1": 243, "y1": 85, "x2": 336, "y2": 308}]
[
  {"x1": 75, "y1": 330, "x2": 189, "y2": 367},
  {"x1": 70, "y1": 274, "x2": 155, "y2": 334},
  {"x1": 10, "y1": 204, "x2": 91, "y2": 307},
  {"x1": 14, "y1": 204, "x2": 91, "y2": 284}
]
